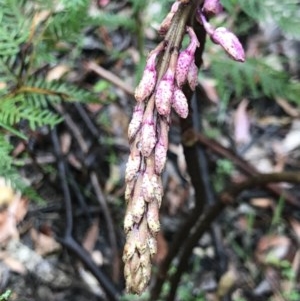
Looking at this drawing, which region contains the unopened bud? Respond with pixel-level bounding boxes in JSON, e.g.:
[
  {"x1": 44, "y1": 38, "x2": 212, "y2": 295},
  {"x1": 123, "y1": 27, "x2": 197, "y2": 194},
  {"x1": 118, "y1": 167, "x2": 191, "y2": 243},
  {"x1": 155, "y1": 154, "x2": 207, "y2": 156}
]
[
  {"x1": 155, "y1": 67, "x2": 175, "y2": 116},
  {"x1": 135, "y1": 51, "x2": 158, "y2": 102},
  {"x1": 147, "y1": 236, "x2": 158, "y2": 257},
  {"x1": 140, "y1": 249, "x2": 151, "y2": 268},
  {"x1": 128, "y1": 103, "x2": 144, "y2": 140},
  {"x1": 155, "y1": 121, "x2": 168, "y2": 174},
  {"x1": 187, "y1": 60, "x2": 198, "y2": 90},
  {"x1": 141, "y1": 121, "x2": 157, "y2": 157},
  {"x1": 159, "y1": 1, "x2": 180, "y2": 35},
  {"x1": 203, "y1": 0, "x2": 223, "y2": 16},
  {"x1": 154, "y1": 138, "x2": 167, "y2": 175},
  {"x1": 125, "y1": 179, "x2": 135, "y2": 201},
  {"x1": 176, "y1": 27, "x2": 199, "y2": 87},
  {"x1": 132, "y1": 195, "x2": 145, "y2": 223},
  {"x1": 211, "y1": 27, "x2": 245, "y2": 62},
  {"x1": 172, "y1": 86, "x2": 188, "y2": 118},
  {"x1": 142, "y1": 173, "x2": 156, "y2": 202},
  {"x1": 124, "y1": 211, "x2": 134, "y2": 233},
  {"x1": 135, "y1": 217, "x2": 148, "y2": 253},
  {"x1": 123, "y1": 232, "x2": 136, "y2": 260},
  {"x1": 125, "y1": 152, "x2": 141, "y2": 182},
  {"x1": 147, "y1": 200, "x2": 160, "y2": 234},
  {"x1": 152, "y1": 175, "x2": 163, "y2": 207}
]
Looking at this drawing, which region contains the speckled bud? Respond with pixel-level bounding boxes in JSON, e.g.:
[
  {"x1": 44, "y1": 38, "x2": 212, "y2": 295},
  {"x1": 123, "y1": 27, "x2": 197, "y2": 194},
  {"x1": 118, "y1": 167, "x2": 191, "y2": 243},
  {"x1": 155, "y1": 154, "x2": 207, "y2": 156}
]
[
  {"x1": 211, "y1": 27, "x2": 245, "y2": 62},
  {"x1": 140, "y1": 248, "x2": 151, "y2": 268},
  {"x1": 128, "y1": 103, "x2": 144, "y2": 140},
  {"x1": 132, "y1": 195, "x2": 145, "y2": 223},
  {"x1": 159, "y1": 1, "x2": 180, "y2": 35},
  {"x1": 135, "y1": 50, "x2": 158, "y2": 102},
  {"x1": 125, "y1": 152, "x2": 141, "y2": 182},
  {"x1": 142, "y1": 173, "x2": 155, "y2": 202},
  {"x1": 123, "y1": 231, "x2": 136, "y2": 260},
  {"x1": 125, "y1": 179, "x2": 135, "y2": 201},
  {"x1": 176, "y1": 27, "x2": 200, "y2": 87},
  {"x1": 135, "y1": 217, "x2": 148, "y2": 253},
  {"x1": 141, "y1": 120, "x2": 156, "y2": 157},
  {"x1": 203, "y1": 0, "x2": 223, "y2": 16},
  {"x1": 172, "y1": 86, "x2": 189, "y2": 118},
  {"x1": 154, "y1": 141, "x2": 167, "y2": 175},
  {"x1": 155, "y1": 67, "x2": 175, "y2": 116},
  {"x1": 124, "y1": 212, "x2": 134, "y2": 233},
  {"x1": 147, "y1": 200, "x2": 160, "y2": 234},
  {"x1": 187, "y1": 60, "x2": 198, "y2": 90},
  {"x1": 152, "y1": 175, "x2": 163, "y2": 207},
  {"x1": 147, "y1": 236, "x2": 158, "y2": 257}
]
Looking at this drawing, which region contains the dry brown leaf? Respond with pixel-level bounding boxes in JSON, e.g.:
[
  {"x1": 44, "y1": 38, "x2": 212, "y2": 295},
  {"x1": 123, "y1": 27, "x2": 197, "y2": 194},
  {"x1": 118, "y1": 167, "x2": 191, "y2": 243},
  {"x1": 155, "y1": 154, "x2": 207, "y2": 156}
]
[
  {"x1": 250, "y1": 198, "x2": 274, "y2": 209},
  {"x1": 281, "y1": 120, "x2": 300, "y2": 154},
  {"x1": 275, "y1": 97, "x2": 300, "y2": 118},
  {"x1": 30, "y1": 228, "x2": 61, "y2": 256},
  {"x1": 256, "y1": 235, "x2": 291, "y2": 265},
  {"x1": 290, "y1": 218, "x2": 300, "y2": 242},
  {"x1": 0, "y1": 180, "x2": 28, "y2": 244},
  {"x1": 0, "y1": 251, "x2": 26, "y2": 274},
  {"x1": 201, "y1": 78, "x2": 219, "y2": 104},
  {"x1": 60, "y1": 132, "x2": 72, "y2": 155},
  {"x1": 234, "y1": 99, "x2": 251, "y2": 145},
  {"x1": 46, "y1": 65, "x2": 70, "y2": 81},
  {"x1": 82, "y1": 219, "x2": 99, "y2": 253}
]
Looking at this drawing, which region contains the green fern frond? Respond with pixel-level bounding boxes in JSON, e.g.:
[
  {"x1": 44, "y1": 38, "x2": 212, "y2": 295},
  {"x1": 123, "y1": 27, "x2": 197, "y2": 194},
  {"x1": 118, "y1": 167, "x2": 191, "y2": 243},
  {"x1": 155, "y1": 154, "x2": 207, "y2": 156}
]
[
  {"x1": 0, "y1": 135, "x2": 13, "y2": 169},
  {"x1": 221, "y1": 0, "x2": 300, "y2": 38},
  {"x1": 23, "y1": 78, "x2": 99, "y2": 103},
  {"x1": 0, "y1": 0, "x2": 30, "y2": 56},
  {"x1": 0, "y1": 95, "x2": 62, "y2": 130},
  {"x1": 211, "y1": 57, "x2": 300, "y2": 104},
  {"x1": 91, "y1": 11, "x2": 137, "y2": 31}
]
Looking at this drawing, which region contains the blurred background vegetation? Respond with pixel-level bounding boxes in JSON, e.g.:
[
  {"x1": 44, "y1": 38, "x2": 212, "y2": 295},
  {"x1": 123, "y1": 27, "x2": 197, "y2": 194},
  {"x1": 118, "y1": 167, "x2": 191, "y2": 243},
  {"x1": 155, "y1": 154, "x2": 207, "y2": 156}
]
[{"x1": 0, "y1": 0, "x2": 300, "y2": 300}]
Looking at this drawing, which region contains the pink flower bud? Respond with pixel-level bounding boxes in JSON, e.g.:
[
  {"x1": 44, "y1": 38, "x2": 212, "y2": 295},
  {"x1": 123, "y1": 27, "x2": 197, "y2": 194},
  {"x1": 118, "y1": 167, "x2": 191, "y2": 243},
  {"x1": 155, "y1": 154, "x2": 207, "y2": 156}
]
[
  {"x1": 125, "y1": 153, "x2": 141, "y2": 182},
  {"x1": 155, "y1": 67, "x2": 175, "y2": 116},
  {"x1": 154, "y1": 124, "x2": 168, "y2": 175},
  {"x1": 128, "y1": 103, "x2": 145, "y2": 140},
  {"x1": 154, "y1": 145, "x2": 167, "y2": 174},
  {"x1": 187, "y1": 60, "x2": 198, "y2": 90},
  {"x1": 172, "y1": 86, "x2": 188, "y2": 118},
  {"x1": 141, "y1": 120, "x2": 156, "y2": 157},
  {"x1": 211, "y1": 27, "x2": 245, "y2": 62},
  {"x1": 159, "y1": 1, "x2": 180, "y2": 35},
  {"x1": 176, "y1": 27, "x2": 200, "y2": 87},
  {"x1": 135, "y1": 51, "x2": 158, "y2": 102},
  {"x1": 203, "y1": 0, "x2": 223, "y2": 16}
]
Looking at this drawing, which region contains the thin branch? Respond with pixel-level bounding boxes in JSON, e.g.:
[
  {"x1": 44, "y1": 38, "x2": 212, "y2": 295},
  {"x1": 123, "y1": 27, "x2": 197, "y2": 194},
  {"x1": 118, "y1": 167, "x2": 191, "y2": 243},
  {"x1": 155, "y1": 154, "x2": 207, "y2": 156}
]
[
  {"x1": 165, "y1": 171, "x2": 300, "y2": 300},
  {"x1": 85, "y1": 61, "x2": 134, "y2": 96},
  {"x1": 51, "y1": 127, "x2": 73, "y2": 238},
  {"x1": 90, "y1": 171, "x2": 120, "y2": 282},
  {"x1": 51, "y1": 127, "x2": 121, "y2": 300},
  {"x1": 195, "y1": 132, "x2": 300, "y2": 208}
]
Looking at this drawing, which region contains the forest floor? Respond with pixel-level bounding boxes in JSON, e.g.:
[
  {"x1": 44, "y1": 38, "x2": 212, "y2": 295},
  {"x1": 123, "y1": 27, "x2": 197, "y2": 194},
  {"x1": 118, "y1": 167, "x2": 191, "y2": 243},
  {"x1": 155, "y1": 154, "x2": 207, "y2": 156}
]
[{"x1": 0, "y1": 1, "x2": 300, "y2": 301}]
